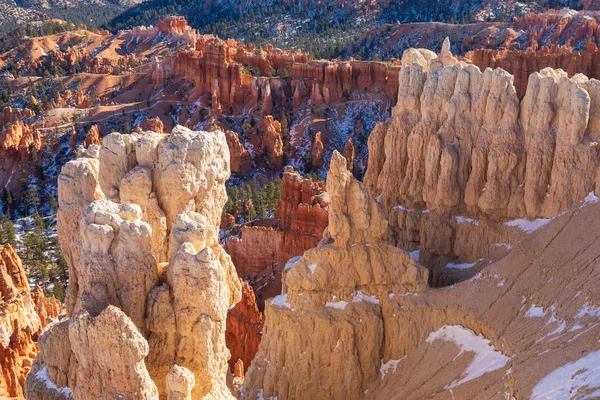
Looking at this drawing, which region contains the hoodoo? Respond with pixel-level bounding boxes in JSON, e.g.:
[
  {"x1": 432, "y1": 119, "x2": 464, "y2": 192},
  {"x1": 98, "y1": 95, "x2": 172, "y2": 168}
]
[{"x1": 26, "y1": 126, "x2": 242, "y2": 399}]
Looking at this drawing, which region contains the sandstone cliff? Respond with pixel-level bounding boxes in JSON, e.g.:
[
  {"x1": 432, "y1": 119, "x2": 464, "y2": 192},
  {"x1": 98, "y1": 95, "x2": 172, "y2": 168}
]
[
  {"x1": 27, "y1": 126, "x2": 242, "y2": 400},
  {"x1": 364, "y1": 42, "x2": 600, "y2": 284},
  {"x1": 0, "y1": 245, "x2": 60, "y2": 399}
]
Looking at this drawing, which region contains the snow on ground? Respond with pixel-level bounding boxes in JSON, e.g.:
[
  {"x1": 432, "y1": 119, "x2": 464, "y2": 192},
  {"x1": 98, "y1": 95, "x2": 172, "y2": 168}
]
[
  {"x1": 530, "y1": 350, "x2": 600, "y2": 400},
  {"x1": 408, "y1": 249, "x2": 420, "y2": 263},
  {"x1": 455, "y1": 216, "x2": 479, "y2": 225},
  {"x1": 505, "y1": 218, "x2": 551, "y2": 233},
  {"x1": 525, "y1": 304, "x2": 547, "y2": 318},
  {"x1": 445, "y1": 261, "x2": 477, "y2": 270},
  {"x1": 34, "y1": 366, "x2": 73, "y2": 398},
  {"x1": 284, "y1": 256, "x2": 301, "y2": 271},
  {"x1": 271, "y1": 294, "x2": 293, "y2": 310},
  {"x1": 353, "y1": 291, "x2": 379, "y2": 304},
  {"x1": 380, "y1": 357, "x2": 405, "y2": 380},
  {"x1": 426, "y1": 325, "x2": 511, "y2": 389}
]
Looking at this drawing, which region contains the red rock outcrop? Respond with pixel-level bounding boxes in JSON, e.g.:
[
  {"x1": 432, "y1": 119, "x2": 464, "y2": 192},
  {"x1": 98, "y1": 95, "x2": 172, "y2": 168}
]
[
  {"x1": 310, "y1": 131, "x2": 325, "y2": 169},
  {"x1": 341, "y1": 135, "x2": 355, "y2": 172},
  {"x1": 141, "y1": 117, "x2": 165, "y2": 134},
  {"x1": 83, "y1": 125, "x2": 101, "y2": 147},
  {"x1": 258, "y1": 116, "x2": 283, "y2": 170},
  {"x1": 275, "y1": 167, "x2": 328, "y2": 236},
  {"x1": 157, "y1": 16, "x2": 190, "y2": 35},
  {"x1": 151, "y1": 35, "x2": 400, "y2": 113},
  {"x1": 0, "y1": 107, "x2": 34, "y2": 127},
  {"x1": 0, "y1": 245, "x2": 61, "y2": 399},
  {"x1": 467, "y1": 43, "x2": 600, "y2": 98},
  {"x1": 0, "y1": 121, "x2": 42, "y2": 158},
  {"x1": 226, "y1": 280, "x2": 264, "y2": 373},
  {"x1": 225, "y1": 131, "x2": 251, "y2": 174}
]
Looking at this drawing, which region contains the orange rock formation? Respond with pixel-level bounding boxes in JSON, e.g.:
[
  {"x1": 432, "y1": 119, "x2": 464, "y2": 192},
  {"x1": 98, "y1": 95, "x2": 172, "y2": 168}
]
[
  {"x1": 0, "y1": 245, "x2": 61, "y2": 399},
  {"x1": 225, "y1": 280, "x2": 264, "y2": 373}
]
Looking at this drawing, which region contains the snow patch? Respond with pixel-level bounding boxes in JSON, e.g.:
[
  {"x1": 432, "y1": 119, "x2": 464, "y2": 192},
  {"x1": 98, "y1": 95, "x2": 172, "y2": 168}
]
[
  {"x1": 455, "y1": 216, "x2": 479, "y2": 225},
  {"x1": 380, "y1": 358, "x2": 404, "y2": 380},
  {"x1": 525, "y1": 304, "x2": 546, "y2": 318},
  {"x1": 445, "y1": 261, "x2": 477, "y2": 270},
  {"x1": 426, "y1": 325, "x2": 511, "y2": 389},
  {"x1": 531, "y1": 351, "x2": 600, "y2": 399},
  {"x1": 408, "y1": 249, "x2": 420, "y2": 262},
  {"x1": 353, "y1": 291, "x2": 379, "y2": 304},
  {"x1": 271, "y1": 294, "x2": 293, "y2": 310},
  {"x1": 34, "y1": 367, "x2": 73, "y2": 397},
  {"x1": 505, "y1": 218, "x2": 551, "y2": 233},
  {"x1": 307, "y1": 264, "x2": 317, "y2": 274},
  {"x1": 575, "y1": 303, "x2": 600, "y2": 319},
  {"x1": 284, "y1": 256, "x2": 301, "y2": 271}
]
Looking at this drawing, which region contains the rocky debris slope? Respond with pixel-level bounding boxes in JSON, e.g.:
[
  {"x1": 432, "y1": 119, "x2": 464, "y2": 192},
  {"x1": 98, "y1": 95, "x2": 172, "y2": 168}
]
[
  {"x1": 242, "y1": 152, "x2": 600, "y2": 400},
  {"x1": 242, "y1": 152, "x2": 429, "y2": 399},
  {"x1": 364, "y1": 40, "x2": 600, "y2": 284},
  {"x1": 0, "y1": 244, "x2": 61, "y2": 399},
  {"x1": 26, "y1": 126, "x2": 242, "y2": 400}
]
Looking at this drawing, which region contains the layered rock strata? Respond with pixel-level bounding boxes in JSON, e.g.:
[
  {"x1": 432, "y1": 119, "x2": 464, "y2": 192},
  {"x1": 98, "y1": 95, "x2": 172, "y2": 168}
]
[
  {"x1": 0, "y1": 245, "x2": 61, "y2": 399},
  {"x1": 364, "y1": 42, "x2": 600, "y2": 283},
  {"x1": 151, "y1": 35, "x2": 400, "y2": 113},
  {"x1": 26, "y1": 126, "x2": 242, "y2": 400}
]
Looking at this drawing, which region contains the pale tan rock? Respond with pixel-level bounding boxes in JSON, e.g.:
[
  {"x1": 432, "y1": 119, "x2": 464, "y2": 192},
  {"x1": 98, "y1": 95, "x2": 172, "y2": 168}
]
[
  {"x1": 364, "y1": 43, "x2": 600, "y2": 269},
  {"x1": 166, "y1": 365, "x2": 195, "y2": 400},
  {"x1": 242, "y1": 152, "x2": 428, "y2": 400},
  {"x1": 69, "y1": 306, "x2": 158, "y2": 400},
  {"x1": 98, "y1": 132, "x2": 138, "y2": 201},
  {"x1": 121, "y1": 166, "x2": 168, "y2": 263},
  {"x1": 57, "y1": 158, "x2": 103, "y2": 315},
  {"x1": 32, "y1": 126, "x2": 241, "y2": 400}
]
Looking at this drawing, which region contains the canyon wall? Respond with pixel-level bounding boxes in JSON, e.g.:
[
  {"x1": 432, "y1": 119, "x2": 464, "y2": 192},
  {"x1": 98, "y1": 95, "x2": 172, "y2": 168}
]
[
  {"x1": 26, "y1": 126, "x2": 242, "y2": 400},
  {"x1": 467, "y1": 44, "x2": 600, "y2": 98},
  {"x1": 0, "y1": 244, "x2": 60, "y2": 399},
  {"x1": 151, "y1": 35, "x2": 401, "y2": 113},
  {"x1": 364, "y1": 40, "x2": 600, "y2": 283}
]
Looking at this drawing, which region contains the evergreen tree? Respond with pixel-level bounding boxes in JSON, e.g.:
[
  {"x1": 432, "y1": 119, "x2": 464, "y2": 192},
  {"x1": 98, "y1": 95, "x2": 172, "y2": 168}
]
[
  {"x1": 1, "y1": 215, "x2": 16, "y2": 247},
  {"x1": 24, "y1": 186, "x2": 41, "y2": 215}
]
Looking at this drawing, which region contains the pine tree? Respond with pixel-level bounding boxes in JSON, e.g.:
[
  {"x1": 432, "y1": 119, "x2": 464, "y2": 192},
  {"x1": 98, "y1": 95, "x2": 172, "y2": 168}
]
[
  {"x1": 2, "y1": 188, "x2": 13, "y2": 218},
  {"x1": 1, "y1": 215, "x2": 16, "y2": 247},
  {"x1": 50, "y1": 196, "x2": 58, "y2": 214},
  {"x1": 24, "y1": 186, "x2": 41, "y2": 215}
]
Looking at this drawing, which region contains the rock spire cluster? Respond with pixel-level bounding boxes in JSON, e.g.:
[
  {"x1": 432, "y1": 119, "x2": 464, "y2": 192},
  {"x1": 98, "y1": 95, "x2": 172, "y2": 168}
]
[{"x1": 26, "y1": 126, "x2": 242, "y2": 399}]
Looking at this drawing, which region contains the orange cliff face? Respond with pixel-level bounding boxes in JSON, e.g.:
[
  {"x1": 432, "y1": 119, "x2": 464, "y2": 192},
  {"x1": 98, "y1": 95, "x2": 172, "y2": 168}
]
[
  {"x1": 0, "y1": 245, "x2": 61, "y2": 399},
  {"x1": 225, "y1": 280, "x2": 264, "y2": 374},
  {"x1": 226, "y1": 167, "x2": 328, "y2": 279},
  {"x1": 151, "y1": 34, "x2": 400, "y2": 113},
  {"x1": 467, "y1": 43, "x2": 600, "y2": 98}
]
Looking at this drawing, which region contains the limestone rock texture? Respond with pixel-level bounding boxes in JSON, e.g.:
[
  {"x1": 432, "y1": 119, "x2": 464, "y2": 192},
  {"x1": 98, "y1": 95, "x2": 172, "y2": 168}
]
[
  {"x1": 364, "y1": 44, "x2": 600, "y2": 283},
  {"x1": 27, "y1": 125, "x2": 242, "y2": 400},
  {"x1": 242, "y1": 152, "x2": 429, "y2": 400},
  {"x1": 0, "y1": 245, "x2": 61, "y2": 399}
]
